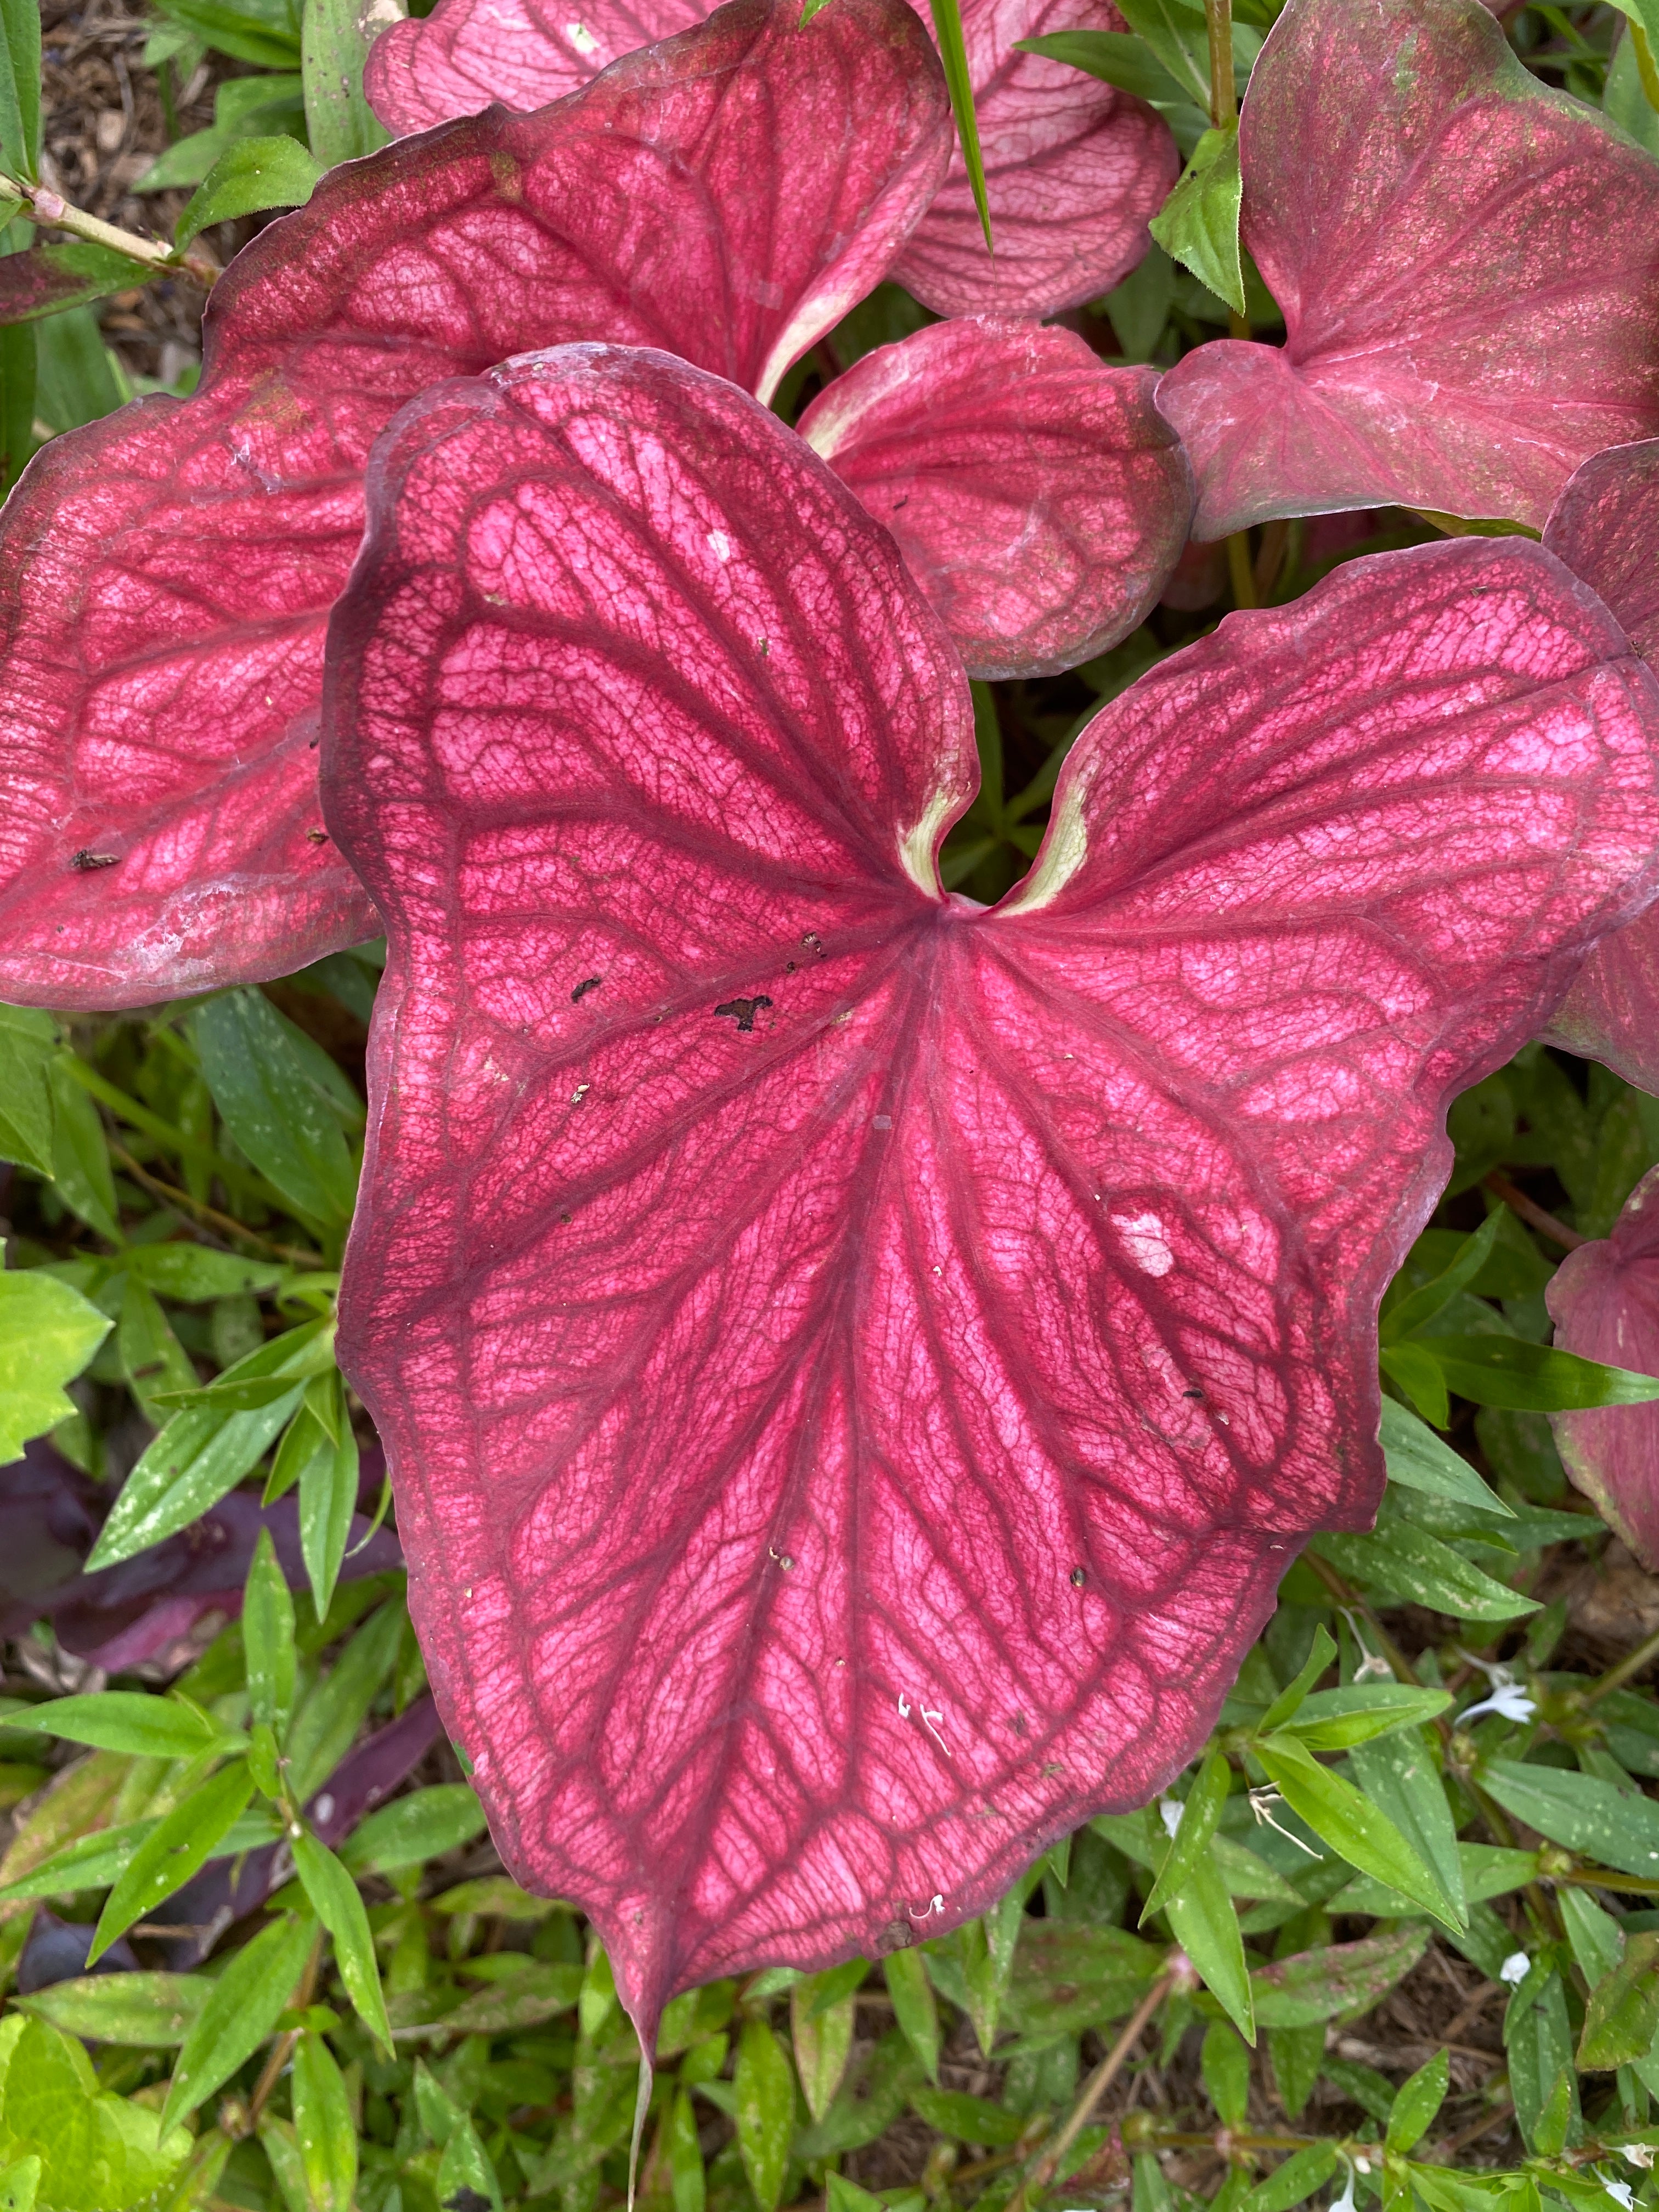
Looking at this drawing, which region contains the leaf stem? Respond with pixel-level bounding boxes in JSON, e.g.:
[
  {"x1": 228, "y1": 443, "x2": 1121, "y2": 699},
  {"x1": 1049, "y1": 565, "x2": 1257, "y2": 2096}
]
[
  {"x1": 1587, "y1": 1621, "x2": 1659, "y2": 1703},
  {"x1": 107, "y1": 1138, "x2": 326, "y2": 1269},
  {"x1": 1483, "y1": 1171, "x2": 1586, "y2": 1251},
  {"x1": 245, "y1": 1928, "x2": 323, "y2": 2124},
  {"x1": 0, "y1": 171, "x2": 218, "y2": 288},
  {"x1": 1007, "y1": 1972, "x2": 1171, "y2": 2212}
]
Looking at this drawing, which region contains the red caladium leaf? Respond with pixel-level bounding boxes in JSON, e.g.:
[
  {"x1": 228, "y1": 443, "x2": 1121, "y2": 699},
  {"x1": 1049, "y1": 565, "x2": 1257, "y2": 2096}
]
[
  {"x1": 1539, "y1": 441, "x2": 1659, "y2": 1086},
  {"x1": 1154, "y1": 0, "x2": 1659, "y2": 541},
  {"x1": 1547, "y1": 1167, "x2": 1659, "y2": 1570},
  {"x1": 798, "y1": 316, "x2": 1193, "y2": 679},
  {"x1": 365, "y1": 0, "x2": 706, "y2": 134},
  {"x1": 325, "y1": 341, "x2": 1659, "y2": 2031},
  {"x1": 895, "y1": 0, "x2": 1177, "y2": 318},
  {"x1": 0, "y1": 0, "x2": 949, "y2": 1011}
]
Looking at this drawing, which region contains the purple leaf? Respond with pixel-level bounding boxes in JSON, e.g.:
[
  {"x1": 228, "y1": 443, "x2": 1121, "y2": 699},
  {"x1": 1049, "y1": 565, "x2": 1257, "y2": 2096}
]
[
  {"x1": 16, "y1": 1911, "x2": 140, "y2": 1994},
  {"x1": 799, "y1": 315, "x2": 1193, "y2": 679},
  {"x1": 365, "y1": 0, "x2": 706, "y2": 132},
  {"x1": 896, "y1": 0, "x2": 1177, "y2": 318},
  {"x1": 0, "y1": 0, "x2": 949, "y2": 1011},
  {"x1": 324, "y1": 342, "x2": 1659, "y2": 2034},
  {"x1": 1154, "y1": 0, "x2": 1659, "y2": 540},
  {"x1": 1546, "y1": 1167, "x2": 1659, "y2": 1570},
  {"x1": 1539, "y1": 441, "x2": 1659, "y2": 1086}
]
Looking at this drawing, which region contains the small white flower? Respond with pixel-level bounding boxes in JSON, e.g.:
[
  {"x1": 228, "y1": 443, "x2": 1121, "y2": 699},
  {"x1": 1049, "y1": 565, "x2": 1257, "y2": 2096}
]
[
  {"x1": 1620, "y1": 2146, "x2": 1656, "y2": 2172},
  {"x1": 1602, "y1": 2179, "x2": 1636, "y2": 2210},
  {"x1": 1159, "y1": 1797, "x2": 1184, "y2": 1838},
  {"x1": 1500, "y1": 1950, "x2": 1531, "y2": 1985},
  {"x1": 1459, "y1": 1681, "x2": 1536, "y2": 1725},
  {"x1": 1329, "y1": 2159, "x2": 1358, "y2": 2212}
]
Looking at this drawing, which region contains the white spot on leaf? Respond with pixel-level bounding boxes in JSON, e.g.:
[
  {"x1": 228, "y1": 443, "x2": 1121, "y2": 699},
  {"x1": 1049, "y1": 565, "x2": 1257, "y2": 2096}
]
[{"x1": 1111, "y1": 1210, "x2": 1174, "y2": 1277}]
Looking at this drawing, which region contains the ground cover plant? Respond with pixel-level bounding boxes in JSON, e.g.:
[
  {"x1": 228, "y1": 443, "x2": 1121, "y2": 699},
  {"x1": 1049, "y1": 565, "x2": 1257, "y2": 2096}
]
[{"x1": 5, "y1": 0, "x2": 1659, "y2": 2205}]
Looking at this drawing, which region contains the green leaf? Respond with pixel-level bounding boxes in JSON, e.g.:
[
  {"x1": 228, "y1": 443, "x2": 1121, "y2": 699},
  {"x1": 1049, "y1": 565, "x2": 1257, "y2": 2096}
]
[
  {"x1": 0, "y1": 314, "x2": 30, "y2": 493},
  {"x1": 160, "y1": 1913, "x2": 317, "y2": 2133},
  {"x1": 924, "y1": 0, "x2": 991, "y2": 251},
  {"x1": 956, "y1": 1876, "x2": 1033, "y2": 2055},
  {"x1": 1252, "y1": 1735, "x2": 1463, "y2": 1928},
  {"x1": 1276, "y1": 1683, "x2": 1452, "y2": 1752},
  {"x1": 909, "y1": 2086, "x2": 1025, "y2": 2146},
  {"x1": 291, "y1": 2031, "x2": 356, "y2": 2212},
  {"x1": 91, "y1": 1760, "x2": 255, "y2": 1961},
  {"x1": 1483, "y1": 1759, "x2": 1659, "y2": 1880},
  {"x1": 1141, "y1": 1746, "x2": 1232, "y2": 1923},
  {"x1": 301, "y1": 0, "x2": 392, "y2": 165},
  {"x1": 118, "y1": 1275, "x2": 198, "y2": 1429},
  {"x1": 1385, "y1": 2048, "x2": 1448, "y2": 2153},
  {"x1": 0, "y1": 2016, "x2": 193, "y2": 2211},
  {"x1": 883, "y1": 1948, "x2": 940, "y2": 2084},
  {"x1": 33, "y1": 303, "x2": 123, "y2": 431},
  {"x1": 125, "y1": 1244, "x2": 286, "y2": 1302},
  {"x1": 1112, "y1": 0, "x2": 1212, "y2": 104},
  {"x1": 1200, "y1": 2021, "x2": 1250, "y2": 2130},
  {"x1": 1379, "y1": 1397, "x2": 1514, "y2": 1516},
  {"x1": 14, "y1": 1973, "x2": 209, "y2": 2049},
  {"x1": 190, "y1": 988, "x2": 357, "y2": 1223},
  {"x1": 1239, "y1": 2143, "x2": 1338, "y2": 2212},
  {"x1": 5, "y1": 1691, "x2": 239, "y2": 1762},
  {"x1": 0, "y1": 2157, "x2": 37, "y2": 2212},
  {"x1": 88, "y1": 1317, "x2": 333, "y2": 1569},
  {"x1": 1379, "y1": 1343, "x2": 1450, "y2": 1429},
  {"x1": 1409, "y1": 1334, "x2": 1659, "y2": 1411},
  {"x1": 792, "y1": 1975, "x2": 857, "y2": 2125},
  {"x1": 1258, "y1": 1627, "x2": 1338, "y2": 1734},
  {"x1": 0, "y1": 1269, "x2": 110, "y2": 1459},
  {"x1": 1505, "y1": 1965, "x2": 1578, "y2": 2154},
  {"x1": 338, "y1": 1784, "x2": 486, "y2": 1875},
  {"x1": 1164, "y1": 1854, "x2": 1254, "y2": 2045},
  {"x1": 46, "y1": 1055, "x2": 117, "y2": 1239},
  {"x1": 244, "y1": 1526, "x2": 297, "y2": 1748},
  {"x1": 286, "y1": 1594, "x2": 406, "y2": 1800},
  {"x1": 0, "y1": 1005, "x2": 58, "y2": 1176},
  {"x1": 734, "y1": 2017, "x2": 795, "y2": 2212},
  {"x1": 666, "y1": 2089, "x2": 705, "y2": 2212},
  {"x1": 1579, "y1": 1931, "x2": 1659, "y2": 2068},
  {"x1": 1381, "y1": 1211, "x2": 1502, "y2": 1345},
  {"x1": 300, "y1": 1378, "x2": 358, "y2": 1620},
  {"x1": 0, "y1": 0, "x2": 41, "y2": 176},
  {"x1": 1016, "y1": 28, "x2": 1194, "y2": 106},
  {"x1": 176, "y1": 132, "x2": 321, "y2": 246},
  {"x1": 148, "y1": 0, "x2": 301, "y2": 68},
  {"x1": 0, "y1": 1818, "x2": 156, "y2": 1904},
  {"x1": 436, "y1": 2115, "x2": 504, "y2": 2212},
  {"x1": 1148, "y1": 124, "x2": 1243, "y2": 316},
  {"x1": 291, "y1": 1828, "x2": 393, "y2": 2050},
  {"x1": 1312, "y1": 1521, "x2": 1538, "y2": 1623},
  {"x1": 1245, "y1": 1925, "x2": 1430, "y2": 2028}
]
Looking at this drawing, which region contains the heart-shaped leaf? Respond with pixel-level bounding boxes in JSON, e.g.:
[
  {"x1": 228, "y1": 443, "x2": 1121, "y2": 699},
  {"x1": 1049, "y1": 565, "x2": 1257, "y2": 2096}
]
[
  {"x1": 1155, "y1": 0, "x2": 1659, "y2": 540},
  {"x1": 0, "y1": 0, "x2": 949, "y2": 1011},
  {"x1": 896, "y1": 0, "x2": 1177, "y2": 317},
  {"x1": 324, "y1": 342, "x2": 1659, "y2": 2038},
  {"x1": 798, "y1": 315, "x2": 1193, "y2": 678},
  {"x1": 1541, "y1": 440, "x2": 1659, "y2": 1087},
  {"x1": 1545, "y1": 1164, "x2": 1659, "y2": 1570}
]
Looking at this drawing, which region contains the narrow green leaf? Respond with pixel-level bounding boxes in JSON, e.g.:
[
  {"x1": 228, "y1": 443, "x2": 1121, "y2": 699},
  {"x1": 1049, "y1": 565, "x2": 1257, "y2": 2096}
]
[
  {"x1": 148, "y1": 0, "x2": 301, "y2": 69},
  {"x1": 1164, "y1": 1854, "x2": 1254, "y2": 2045},
  {"x1": 286, "y1": 1594, "x2": 406, "y2": 1800},
  {"x1": 0, "y1": 1818, "x2": 156, "y2": 1903},
  {"x1": 1141, "y1": 1746, "x2": 1231, "y2": 1923},
  {"x1": 1379, "y1": 1396, "x2": 1514, "y2": 1516},
  {"x1": 300, "y1": 1384, "x2": 358, "y2": 1620},
  {"x1": 925, "y1": 0, "x2": 992, "y2": 251},
  {"x1": 1148, "y1": 123, "x2": 1243, "y2": 315},
  {"x1": 291, "y1": 2031, "x2": 357, "y2": 2212},
  {"x1": 0, "y1": 0, "x2": 41, "y2": 175},
  {"x1": 125, "y1": 1244, "x2": 287, "y2": 1302},
  {"x1": 0, "y1": 1003, "x2": 58, "y2": 1175},
  {"x1": 92, "y1": 1760, "x2": 255, "y2": 1961},
  {"x1": 1483, "y1": 1759, "x2": 1659, "y2": 1880},
  {"x1": 15, "y1": 1972, "x2": 210, "y2": 2049},
  {"x1": 244, "y1": 1526, "x2": 297, "y2": 1744},
  {"x1": 0, "y1": 315, "x2": 31, "y2": 490},
  {"x1": 1258, "y1": 1626, "x2": 1338, "y2": 1735},
  {"x1": 1381, "y1": 1211, "x2": 1502, "y2": 1345},
  {"x1": 1253, "y1": 1735, "x2": 1463, "y2": 1929},
  {"x1": 1246, "y1": 1926, "x2": 1430, "y2": 2029},
  {"x1": 1199, "y1": 2021, "x2": 1250, "y2": 2129},
  {"x1": 733, "y1": 2016, "x2": 795, "y2": 2212},
  {"x1": 1312, "y1": 1521, "x2": 1538, "y2": 1623},
  {"x1": 291, "y1": 1828, "x2": 393, "y2": 2050},
  {"x1": 436, "y1": 2115, "x2": 504, "y2": 2212},
  {"x1": 1379, "y1": 1344, "x2": 1449, "y2": 1429},
  {"x1": 0, "y1": 1268, "x2": 110, "y2": 1458},
  {"x1": 1412, "y1": 1333, "x2": 1659, "y2": 1412},
  {"x1": 5, "y1": 1691, "x2": 239, "y2": 1762},
  {"x1": 667, "y1": 2089, "x2": 705, "y2": 2212},
  {"x1": 33, "y1": 302, "x2": 124, "y2": 431},
  {"x1": 119, "y1": 1276, "x2": 198, "y2": 1429},
  {"x1": 1111, "y1": 0, "x2": 1212, "y2": 104},
  {"x1": 337, "y1": 1785, "x2": 486, "y2": 1875},
  {"x1": 1277, "y1": 1683, "x2": 1451, "y2": 1752},
  {"x1": 1385, "y1": 2048, "x2": 1448, "y2": 2153},
  {"x1": 1239, "y1": 2142, "x2": 1338, "y2": 2212},
  {"x1": 190, "y1": 989, "x2": 358, "y2": 1222},
  {"x1": 792, "y1": 1976, "x2": 856, "y2": 2125},
  {"x1": 301, "y1": 0, "x2": 393, "y2": 166},
  {"x1": 883, "y1": 1947, "x2": 940, "y2": 2084},
  {"x1": 161, "y1": 1913, "x2": 317, "y2": 2132},
  {"x1": 1579, "y1": 1931, "x2": 1659, "y2": 2068}
]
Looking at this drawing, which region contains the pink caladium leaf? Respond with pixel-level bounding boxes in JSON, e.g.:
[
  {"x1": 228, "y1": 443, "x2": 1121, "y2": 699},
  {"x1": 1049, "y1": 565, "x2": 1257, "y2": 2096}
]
[
  {"x1": 0, "y1": 0, "x2": 948, "y2": 1011},
  {"x1": 325, "y1": 341, "x2": 1659, "y2": 2032},
  {"x1": 798, "y1": 316, "x2": 1193, "y2": 679},
  {"x1": 1539, "y1": 441, "x2": 1659, "y2": 1086},
  {"x1": 1154, "y1": 0, "x2": 1659, "y2": 541},
  {"x1": 895, "y1": 0, "x2": 1177, "y2": 319},
  {"x1": 365, "y1": 0, "x2": 706, "y2": 134},
  {"x1": 1547, "y1": 1167, "x2": 1659, "y2": 1570}
]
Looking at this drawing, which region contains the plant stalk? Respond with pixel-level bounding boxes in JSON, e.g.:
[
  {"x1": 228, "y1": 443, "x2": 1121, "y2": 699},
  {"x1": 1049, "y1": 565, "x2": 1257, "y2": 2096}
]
[
  {"x1": 1008, "y1": 1972, "x2": 1172, "y2": 2212},
  {"x1": 1588, "y1": 1621, "x2": 1659, "y2": 1703},
  {"x1": 1484, "y1": 1170, "x2": 1586, "y2": 1251},
  {"x1": 0, "y1": 172, "x2": 218, "y2": 289}
]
